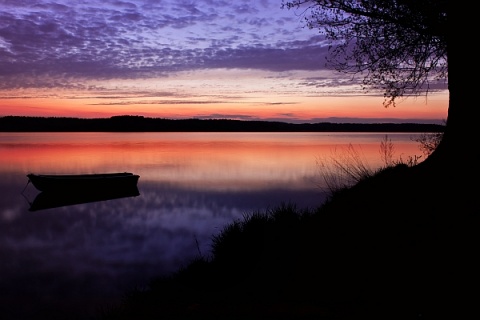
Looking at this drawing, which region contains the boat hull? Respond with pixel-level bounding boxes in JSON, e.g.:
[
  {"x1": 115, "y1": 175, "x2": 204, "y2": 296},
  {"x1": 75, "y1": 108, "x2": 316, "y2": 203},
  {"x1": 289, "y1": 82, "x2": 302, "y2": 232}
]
[{"x1": 27, "y1": 172, "x2": 140, "y2": 192}]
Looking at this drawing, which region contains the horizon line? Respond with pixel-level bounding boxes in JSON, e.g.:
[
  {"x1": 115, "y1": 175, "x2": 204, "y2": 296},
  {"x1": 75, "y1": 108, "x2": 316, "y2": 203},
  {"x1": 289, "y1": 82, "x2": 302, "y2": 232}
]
[{"x1": 0, "y1": 115, "x2": 445, "y2": 125}]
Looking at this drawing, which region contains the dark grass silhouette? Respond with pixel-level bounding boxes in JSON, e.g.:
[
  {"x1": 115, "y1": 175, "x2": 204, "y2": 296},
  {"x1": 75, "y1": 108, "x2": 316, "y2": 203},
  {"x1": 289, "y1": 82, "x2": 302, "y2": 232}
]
[{"x1": 100, "y1": 161, "x2": 477, "y2": 319}]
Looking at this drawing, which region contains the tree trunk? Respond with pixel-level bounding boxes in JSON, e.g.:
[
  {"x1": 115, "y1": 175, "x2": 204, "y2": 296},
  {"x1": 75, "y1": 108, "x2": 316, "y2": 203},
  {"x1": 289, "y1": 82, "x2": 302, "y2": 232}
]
[
  {"x1": 420, "y1": 5, "x2": 474, "y2": 174},
  {"x1": 416, "y1": 7, "x2": 478, "y2": 317}
]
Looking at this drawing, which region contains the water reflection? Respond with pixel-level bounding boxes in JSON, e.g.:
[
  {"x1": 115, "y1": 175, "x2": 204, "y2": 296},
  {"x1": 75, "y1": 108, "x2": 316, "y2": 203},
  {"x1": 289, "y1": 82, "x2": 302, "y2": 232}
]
[
  {"x1": 27, "y1": 186, "x2": 140, "y2": 211},
  {"x1": 0, "y1": 132, "x2": 423, "y2": 319},
  {"x1": 1, "y1": 178, "x2": 323, "y2": 319}
]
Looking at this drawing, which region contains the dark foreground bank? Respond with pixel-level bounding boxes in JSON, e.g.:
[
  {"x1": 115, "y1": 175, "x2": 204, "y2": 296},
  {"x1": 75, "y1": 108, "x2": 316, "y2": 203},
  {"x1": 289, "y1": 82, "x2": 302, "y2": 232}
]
[{"x1": 98, "y1": 160, "x2": 477, "y2": 319}]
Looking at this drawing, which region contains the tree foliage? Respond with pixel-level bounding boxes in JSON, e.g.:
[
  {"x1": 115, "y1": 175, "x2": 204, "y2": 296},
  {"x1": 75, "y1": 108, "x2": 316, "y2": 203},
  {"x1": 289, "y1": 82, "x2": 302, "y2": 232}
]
[{"x1": 282, "y1": 0, "x2": 447, "y2": 107}]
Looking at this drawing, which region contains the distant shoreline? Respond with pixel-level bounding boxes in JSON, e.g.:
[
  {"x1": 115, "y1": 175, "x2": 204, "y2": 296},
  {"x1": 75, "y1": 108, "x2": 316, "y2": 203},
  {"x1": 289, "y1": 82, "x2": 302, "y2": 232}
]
[{"x1": 0, "y1": 115, "x2": 445, "y2": 132}]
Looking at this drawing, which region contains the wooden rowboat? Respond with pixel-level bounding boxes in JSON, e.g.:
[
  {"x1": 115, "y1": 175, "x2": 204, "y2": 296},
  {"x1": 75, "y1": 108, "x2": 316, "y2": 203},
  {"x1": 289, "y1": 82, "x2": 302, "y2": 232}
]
[{"x1": 27, "y1": 172, "x2": 140, "y2": 192}]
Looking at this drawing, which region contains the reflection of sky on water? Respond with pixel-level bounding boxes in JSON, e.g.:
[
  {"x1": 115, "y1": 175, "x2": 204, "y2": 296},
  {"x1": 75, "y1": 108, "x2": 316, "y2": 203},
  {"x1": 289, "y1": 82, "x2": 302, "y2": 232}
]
[
  {"x1": 0, "y1": 132, "x2": 421, "y2": 319},
  {"x1": 0, "y1": 176, "x2": 325, "y2": 320}
]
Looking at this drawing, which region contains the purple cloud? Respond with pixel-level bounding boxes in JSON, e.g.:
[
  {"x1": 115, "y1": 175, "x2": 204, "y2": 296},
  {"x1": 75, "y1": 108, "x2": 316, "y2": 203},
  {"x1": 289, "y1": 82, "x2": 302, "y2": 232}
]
[{"x1": 0, "y1": 0, "x2": 325, "y2": 88}]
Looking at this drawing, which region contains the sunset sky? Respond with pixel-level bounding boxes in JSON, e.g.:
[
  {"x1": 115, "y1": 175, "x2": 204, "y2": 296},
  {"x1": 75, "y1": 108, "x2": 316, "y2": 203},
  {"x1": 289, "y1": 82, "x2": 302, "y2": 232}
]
[{"x1": 0, "y1": 0, "x2": 448, "y2": 123}]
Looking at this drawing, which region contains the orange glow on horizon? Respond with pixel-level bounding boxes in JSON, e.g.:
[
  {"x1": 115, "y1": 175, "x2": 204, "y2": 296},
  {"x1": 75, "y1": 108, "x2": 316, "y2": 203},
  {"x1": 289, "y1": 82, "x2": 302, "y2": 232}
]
[
  {"x1": 0, "y1": 70, "x2": 449, "y2": 122},
  {"x1": 0, "y1": 92, "x2": 448, "y2": 122}
]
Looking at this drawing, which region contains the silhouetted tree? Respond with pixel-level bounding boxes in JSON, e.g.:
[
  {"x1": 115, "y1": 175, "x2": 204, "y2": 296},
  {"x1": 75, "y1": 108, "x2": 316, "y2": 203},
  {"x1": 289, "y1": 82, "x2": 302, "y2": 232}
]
[{"x1": 282, "y1": 0, "x2": 467, "y2": 171}]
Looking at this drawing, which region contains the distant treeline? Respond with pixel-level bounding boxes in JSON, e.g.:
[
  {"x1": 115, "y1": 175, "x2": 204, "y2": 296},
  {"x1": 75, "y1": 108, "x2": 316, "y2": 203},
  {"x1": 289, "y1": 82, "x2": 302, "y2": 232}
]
[{"x1": 0, "y1": 115, "x2": 445, "y2": 132}]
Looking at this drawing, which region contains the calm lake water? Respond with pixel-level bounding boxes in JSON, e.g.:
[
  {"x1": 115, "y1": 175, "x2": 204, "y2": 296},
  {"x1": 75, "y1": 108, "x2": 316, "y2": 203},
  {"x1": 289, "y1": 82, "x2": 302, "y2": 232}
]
[{"x1": 0, "y1": 132, "x2": 424, "y2": 319}]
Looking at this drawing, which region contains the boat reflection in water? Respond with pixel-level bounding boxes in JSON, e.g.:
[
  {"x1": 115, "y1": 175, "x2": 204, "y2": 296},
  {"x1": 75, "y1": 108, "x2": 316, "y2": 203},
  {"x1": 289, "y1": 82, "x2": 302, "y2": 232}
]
[
  {"x1": 28, "y1": 186, "x2": 140, "y2": 211},
  {"x1": 25, "y1": 172, "x2": 141, "y2": 211}
]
